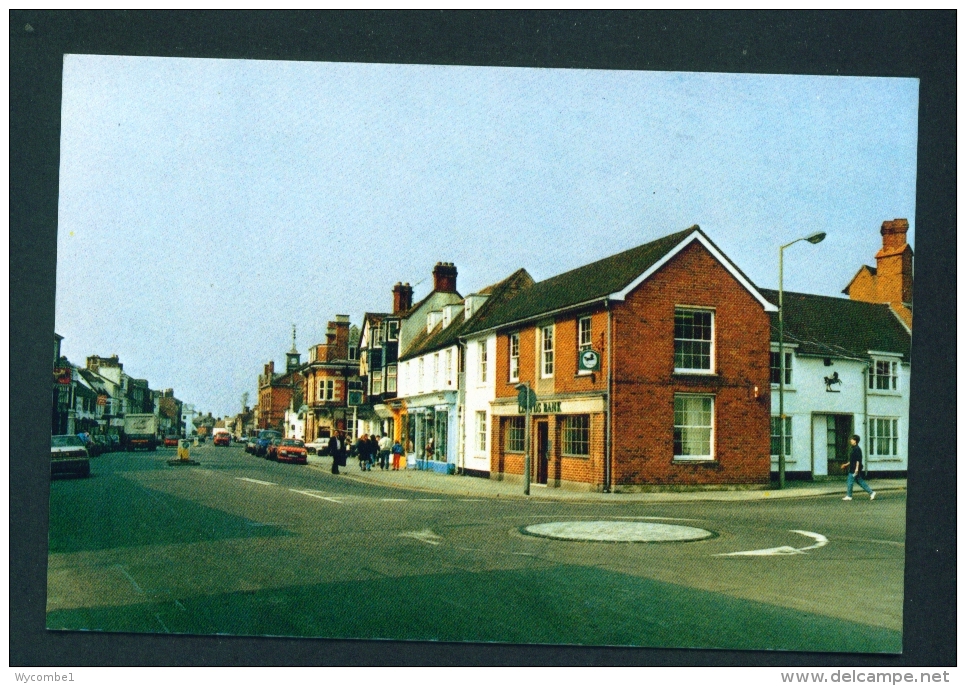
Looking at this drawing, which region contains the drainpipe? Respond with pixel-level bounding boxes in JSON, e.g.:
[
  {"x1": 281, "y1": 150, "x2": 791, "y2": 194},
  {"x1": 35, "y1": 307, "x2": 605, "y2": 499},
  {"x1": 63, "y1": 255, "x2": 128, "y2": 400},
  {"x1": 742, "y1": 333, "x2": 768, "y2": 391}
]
[
  {"x1": 605, "y1": 300, "x2": 613, "y2": 493},
  {"x1": 862, "y1": 360, "x2": 869, "y2": 474}
]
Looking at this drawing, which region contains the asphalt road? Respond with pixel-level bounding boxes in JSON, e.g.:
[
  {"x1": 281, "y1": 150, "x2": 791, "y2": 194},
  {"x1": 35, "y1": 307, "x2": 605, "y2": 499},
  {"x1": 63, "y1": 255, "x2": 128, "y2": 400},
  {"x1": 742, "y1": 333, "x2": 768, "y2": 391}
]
[{"x1": 46, "y1": 443, "x2": 906, "y2": 653}]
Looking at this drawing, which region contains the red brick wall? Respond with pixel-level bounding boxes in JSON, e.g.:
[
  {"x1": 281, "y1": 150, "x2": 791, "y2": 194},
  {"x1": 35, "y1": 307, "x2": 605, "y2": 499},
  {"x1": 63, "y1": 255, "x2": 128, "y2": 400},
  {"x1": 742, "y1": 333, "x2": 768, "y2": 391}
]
[{"x1": 611, "y1": 241, "x2": 771, "y2": 485}]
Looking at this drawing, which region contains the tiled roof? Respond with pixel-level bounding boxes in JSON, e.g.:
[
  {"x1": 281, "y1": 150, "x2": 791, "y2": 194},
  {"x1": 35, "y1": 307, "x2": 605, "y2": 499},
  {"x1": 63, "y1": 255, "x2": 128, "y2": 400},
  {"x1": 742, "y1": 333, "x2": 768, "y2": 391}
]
[
  {"x1": 400, "y1": 268, "x2": 534, "y2": 360},
  {"x1": 760, "y1": 289, "x2": 910, "y2": 361},
  {"x1": 462, "y1": 226, "x2": 701, "y2": 334}
]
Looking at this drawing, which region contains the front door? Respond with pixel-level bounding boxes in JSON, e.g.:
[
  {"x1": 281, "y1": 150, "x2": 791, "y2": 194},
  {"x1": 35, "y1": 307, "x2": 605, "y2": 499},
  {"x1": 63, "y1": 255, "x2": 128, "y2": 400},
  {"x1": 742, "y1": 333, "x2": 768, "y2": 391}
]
[
  {"x1": 826, "y1": 414, "x2": 853, "y2": 475},
  {"x1": 536, "y1": 422, "x2": 549, "y2": 485}
]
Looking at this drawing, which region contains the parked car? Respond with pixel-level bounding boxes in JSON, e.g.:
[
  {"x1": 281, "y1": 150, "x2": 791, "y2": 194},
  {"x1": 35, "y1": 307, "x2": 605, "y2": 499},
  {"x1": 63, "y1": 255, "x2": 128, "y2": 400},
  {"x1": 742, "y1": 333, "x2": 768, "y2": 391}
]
[
  {"x1": 213, "y1": 432, "x2": 230, "y2": 447},
  {"x1": 163, "y1": 435, "x2": 180, "y2": 447},
  {"x1": 254, "y1": 429, "x2": 281, "y2": 457},
  {"x1": 245, "y1": 436, "x2": 258, "y2": 454},
  {"x1": 51, "y1": 435, "x2": 91, "y2": 479},
  {"x1": 275, "y1": 439, "x2": 308, "y2": 465},
  {"x1": 304, "y1": 438, "x2": 329, "y2": 455},
  {"x1": 265, "y1": 437, "x2": 283, "y2": 461}
]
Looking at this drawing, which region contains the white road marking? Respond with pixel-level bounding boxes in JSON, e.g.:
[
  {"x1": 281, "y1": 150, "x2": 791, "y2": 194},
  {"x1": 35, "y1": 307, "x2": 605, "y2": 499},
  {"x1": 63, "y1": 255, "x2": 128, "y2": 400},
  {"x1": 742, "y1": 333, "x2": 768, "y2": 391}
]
[
  {"x1": 155, "y1": 614, "x2": 171, "y2": 633},
  {"x1": 236, "y1": 477, "x2": 277, "y2": 486},
  {"x1": 458, "y1": 499, "x2": 483, "y2": 502},
  {"x1": 289, "y1": 489, "x2": 342, "y2": 503},
  {"x1": 717, "y1": 530, "x2": 829, "y2": 557},
  {"x1": 116, "y1": 565, "x2": 144, "y2": 594},
  {"x1": 416, "y1": 498, "x2": 442, "y2": 502},
  {"x1": 616, "y1": 516, "x2": 705, "y2": 522},
  {"x1": 381, "y1": 498, "x2": 409, "y2": 502},
  {"x1": 400, "y1": 529, "x2": 443, "y2": 545}
]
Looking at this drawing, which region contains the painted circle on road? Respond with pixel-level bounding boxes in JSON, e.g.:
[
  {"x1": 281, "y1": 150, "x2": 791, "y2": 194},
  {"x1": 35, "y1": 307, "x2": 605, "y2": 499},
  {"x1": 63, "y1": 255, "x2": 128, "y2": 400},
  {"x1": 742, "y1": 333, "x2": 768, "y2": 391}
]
[{"x1": 523, "y1": 520, "x2": 714, "y2": 543}]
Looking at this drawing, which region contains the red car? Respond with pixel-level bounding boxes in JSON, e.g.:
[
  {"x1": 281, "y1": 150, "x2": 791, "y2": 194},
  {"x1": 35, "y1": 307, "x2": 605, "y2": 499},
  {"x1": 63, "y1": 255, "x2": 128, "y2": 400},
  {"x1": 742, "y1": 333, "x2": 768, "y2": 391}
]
[
  {"x1": 213, "y1": 432, "x2": 230, "y2": 447},
  {"x1": 275, "y1": 439, "x2": 308, "y2": 465},
  {"x1": 163, "y1": 435, "x2": 180, "y2": 447}
]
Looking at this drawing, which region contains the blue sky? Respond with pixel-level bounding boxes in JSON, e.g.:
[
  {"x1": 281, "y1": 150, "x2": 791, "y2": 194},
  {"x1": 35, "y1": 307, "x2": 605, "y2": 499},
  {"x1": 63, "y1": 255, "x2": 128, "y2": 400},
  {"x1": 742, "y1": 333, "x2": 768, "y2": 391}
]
[{"x1": 55, "y1": 56, "x2": 919, "y2": 418}]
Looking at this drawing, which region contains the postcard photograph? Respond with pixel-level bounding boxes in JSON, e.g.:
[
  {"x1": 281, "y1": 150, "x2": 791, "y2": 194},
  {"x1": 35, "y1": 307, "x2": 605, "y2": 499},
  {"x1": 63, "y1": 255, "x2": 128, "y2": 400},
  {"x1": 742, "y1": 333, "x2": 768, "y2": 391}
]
[{"x1": 46, "y1": 54, "x2": 917, "y2": 654}]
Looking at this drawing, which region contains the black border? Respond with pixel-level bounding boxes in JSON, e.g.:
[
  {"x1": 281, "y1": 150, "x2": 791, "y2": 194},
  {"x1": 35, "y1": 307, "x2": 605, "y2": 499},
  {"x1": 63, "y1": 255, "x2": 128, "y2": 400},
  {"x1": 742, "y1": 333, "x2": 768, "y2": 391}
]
[{"x1": 11, "y1": 10, "x2": 955, "y2": 667}]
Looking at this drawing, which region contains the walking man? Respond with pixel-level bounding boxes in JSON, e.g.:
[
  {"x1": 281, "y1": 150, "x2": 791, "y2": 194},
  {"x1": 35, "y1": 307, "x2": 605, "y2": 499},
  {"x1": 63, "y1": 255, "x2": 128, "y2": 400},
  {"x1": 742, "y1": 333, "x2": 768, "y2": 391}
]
[
  {"x1": 328, "y1": 430, "x2": 347, "y2": 475},
  {"x1": 378, "y1": 433, "x2": 391, "y2": 470},
  {"x1": 842, "y1": 434, "x2": 876, "y2": 501}
]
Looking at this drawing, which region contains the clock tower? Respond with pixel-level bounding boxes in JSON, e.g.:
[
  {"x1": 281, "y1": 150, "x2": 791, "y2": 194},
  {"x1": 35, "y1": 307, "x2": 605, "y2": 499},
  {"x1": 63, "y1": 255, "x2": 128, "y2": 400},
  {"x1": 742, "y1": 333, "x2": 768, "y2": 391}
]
[{"x1": 285, "y1": 324, "x2": 301, "y2": 372}]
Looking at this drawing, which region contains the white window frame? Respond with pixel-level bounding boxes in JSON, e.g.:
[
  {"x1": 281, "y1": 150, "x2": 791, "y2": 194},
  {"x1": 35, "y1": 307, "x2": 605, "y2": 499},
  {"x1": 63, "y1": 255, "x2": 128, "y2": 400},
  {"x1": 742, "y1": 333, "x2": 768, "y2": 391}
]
[
  {"x1": 386, "y1": 320, "x2": 399, "y2": 341},
  {"x1": 868, "y1": 357, "x2": 899, "y2": 392},
  {"x1": 508, "y1": 333, "x2": 520, "y2": 382},
  {"x1": 770, "y1": 415, "x2": 792, "y2": 457},
  {"x1": 479, "y1": 341, "x2": 488, "y2": 384},
  {"x1": 418, "y1": 358, "x2": 425, "y2": 393},
  {"x1": 444, "y1": 349, "x2": 453, "y2": 386},
  {"x1": 386, "y1": 364, "x2": 397, "y2": 393},
  {"x1": 578, "y1": 316, "x2": 592, "y2": 350},
  {"x1": 476, "y1": 411, "x2": 487, "y2": 452},
  {"x1": 541, "y1": 325, "x2": 554, "y2": 378},
  {"x1": 673, "y1": 393, "x2": 715, "y2": 461},
  {"x1": 433, "y1": 352, "x2": 440, "y2": 390},
  {"x1": 674, "y1": 308, "x2": 715, "y2": 374},
  {"x1": 318, "y1": 378, "x2": 335, "y2": 402},
  {"x1": 868, "y1": 417, "x2": 900, "y2": 458},
  {"x1": 769, "y1": 349, "x2": 794, "y2": 386}
]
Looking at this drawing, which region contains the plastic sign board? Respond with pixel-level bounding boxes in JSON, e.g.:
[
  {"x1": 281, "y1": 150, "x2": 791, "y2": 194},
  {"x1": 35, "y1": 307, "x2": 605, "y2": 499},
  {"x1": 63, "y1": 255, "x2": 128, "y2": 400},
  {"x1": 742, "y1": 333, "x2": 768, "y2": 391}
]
[{"x1": 578, "y1": 348, "x2": 601, "y2": 372}]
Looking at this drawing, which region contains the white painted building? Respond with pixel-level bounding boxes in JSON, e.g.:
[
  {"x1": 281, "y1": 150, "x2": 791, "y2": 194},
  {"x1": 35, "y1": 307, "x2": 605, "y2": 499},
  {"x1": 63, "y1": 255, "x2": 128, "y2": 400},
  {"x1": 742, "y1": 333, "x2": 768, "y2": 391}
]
[{"x1": 763, "y1": 289, "x2": 911, "y2": 478}]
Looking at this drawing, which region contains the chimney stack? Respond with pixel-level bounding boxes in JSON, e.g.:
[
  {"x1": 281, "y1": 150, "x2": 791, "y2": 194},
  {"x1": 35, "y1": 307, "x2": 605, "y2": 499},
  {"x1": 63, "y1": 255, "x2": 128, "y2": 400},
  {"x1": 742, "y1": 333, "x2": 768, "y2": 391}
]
[
  {"x1": 432, "y1": 262, "x2": 458, "y2": 293},
  {"x1": 393, "y1": 282, "x2": 414, "y2": 314},
  {"x1": 875, "y1": 218, "x2": 913, "y2": 307}
]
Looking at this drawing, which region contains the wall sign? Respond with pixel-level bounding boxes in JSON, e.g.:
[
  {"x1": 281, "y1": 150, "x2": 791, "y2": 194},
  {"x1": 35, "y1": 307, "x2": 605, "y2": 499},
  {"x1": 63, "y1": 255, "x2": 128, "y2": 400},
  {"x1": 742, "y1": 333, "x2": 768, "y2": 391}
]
[{"x1": 578, "y1": 349, "x2": 601, "y2": 372}]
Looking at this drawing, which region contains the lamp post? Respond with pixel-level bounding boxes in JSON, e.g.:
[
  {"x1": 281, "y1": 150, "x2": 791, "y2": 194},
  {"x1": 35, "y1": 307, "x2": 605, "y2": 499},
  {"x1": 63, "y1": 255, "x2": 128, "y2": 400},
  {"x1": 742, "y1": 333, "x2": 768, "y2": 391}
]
[{"x1": 778, "y1": 231, "x2": 826, "y2": 489}]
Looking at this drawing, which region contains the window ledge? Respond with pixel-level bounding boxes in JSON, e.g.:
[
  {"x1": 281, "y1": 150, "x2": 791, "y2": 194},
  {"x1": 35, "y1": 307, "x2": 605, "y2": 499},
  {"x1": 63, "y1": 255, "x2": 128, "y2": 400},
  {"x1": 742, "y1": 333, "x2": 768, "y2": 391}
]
[
  {"x1": 672, "y1": 458, "x2": 716, "y2": 464},
  {"x1": 771, "y1": 384, "x2": 796, "y2": 392},
  {"x1": 673, "y1": 369, "x2": 716, "y2": 376},
  {"x1": 868, "y1": 390, "x2": 901, "y2": 397}
]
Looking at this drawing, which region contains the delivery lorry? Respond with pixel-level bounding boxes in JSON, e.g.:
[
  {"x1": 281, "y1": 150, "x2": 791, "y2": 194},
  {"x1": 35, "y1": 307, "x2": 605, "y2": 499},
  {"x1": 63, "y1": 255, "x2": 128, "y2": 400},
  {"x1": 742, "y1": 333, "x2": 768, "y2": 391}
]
[{"x1": 123, "y1": 413, "x2": 158, "y2": 451}]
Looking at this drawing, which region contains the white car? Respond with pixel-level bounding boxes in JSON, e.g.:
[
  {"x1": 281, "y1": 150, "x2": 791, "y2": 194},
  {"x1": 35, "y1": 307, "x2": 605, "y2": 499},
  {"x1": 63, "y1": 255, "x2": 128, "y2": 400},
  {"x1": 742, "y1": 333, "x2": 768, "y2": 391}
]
[
  {"x1": 304, "y1": 439, "x2": 328, "y2": 455},
  {"x1": 51, "y1": 435, "x2": 91, "y2": 479}
]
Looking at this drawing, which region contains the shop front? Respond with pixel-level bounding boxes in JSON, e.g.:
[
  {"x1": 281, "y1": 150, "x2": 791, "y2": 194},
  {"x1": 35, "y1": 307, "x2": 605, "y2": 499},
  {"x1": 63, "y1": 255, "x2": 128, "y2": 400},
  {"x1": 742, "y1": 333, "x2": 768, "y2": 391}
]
[
  {"x1": 402, "y1": 392, "x2": 457, "y2": 474},
  {"x1": 490, "y1": 393, "x2": 607, "y2": 490}
]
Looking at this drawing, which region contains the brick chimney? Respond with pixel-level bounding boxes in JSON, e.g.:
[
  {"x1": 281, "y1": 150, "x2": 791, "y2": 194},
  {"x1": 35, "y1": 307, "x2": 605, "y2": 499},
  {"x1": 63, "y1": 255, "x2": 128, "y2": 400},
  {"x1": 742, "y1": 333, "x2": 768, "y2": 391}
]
[
  {"x1": 433, "y1": 262, "x2": 458, "y2": 293},
  {"x1": 333, "y1": 315, "x2": 351, "y2": 359},
  {"x1": 875, "y1": 218, "x2": 913, "y2": 306},
  {"x1": 392, "y1": 282, "x2": 413, "y2": 314}
]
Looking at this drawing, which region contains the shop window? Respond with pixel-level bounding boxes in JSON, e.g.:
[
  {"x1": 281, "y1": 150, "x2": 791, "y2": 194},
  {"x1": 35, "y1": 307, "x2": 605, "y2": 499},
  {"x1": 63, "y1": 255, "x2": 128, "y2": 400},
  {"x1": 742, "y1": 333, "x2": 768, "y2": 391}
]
[
  {"x1": 506, "y1": 416, "x2": 525, "y2": 453},
  {"x1": 562, "y1": 415, "x2": 590, "y2": 456}
]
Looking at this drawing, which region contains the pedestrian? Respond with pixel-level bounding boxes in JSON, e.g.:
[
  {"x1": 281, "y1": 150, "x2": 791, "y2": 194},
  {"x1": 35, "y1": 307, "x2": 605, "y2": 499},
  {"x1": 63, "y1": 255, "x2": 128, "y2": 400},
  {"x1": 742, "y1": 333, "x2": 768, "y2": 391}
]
[
  {"x1": 368, "y1": 433, "x2": 380, "y2": 471},
  {"x1": 328, "y1": 430, "x2": 347, "y2": 475},
  {"x1": 391, "y1": 438, "x2": 404, "y2": 470},
  {"x1": 355, "y1": 433, "x2": 369, "y2": 471},
  {"x1": 378, "y1": 433, "x2": 391, "y2": 470},
  {"x1": 841, "y1": 434, "x2": 876, "y2": 501}
]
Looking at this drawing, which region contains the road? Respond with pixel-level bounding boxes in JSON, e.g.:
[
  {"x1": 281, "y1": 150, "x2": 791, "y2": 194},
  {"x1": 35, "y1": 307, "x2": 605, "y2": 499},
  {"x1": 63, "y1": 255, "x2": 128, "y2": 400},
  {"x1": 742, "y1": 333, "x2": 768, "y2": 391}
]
[{"x1": 46, "y1": 443, "x2": 905, "y2": 652}]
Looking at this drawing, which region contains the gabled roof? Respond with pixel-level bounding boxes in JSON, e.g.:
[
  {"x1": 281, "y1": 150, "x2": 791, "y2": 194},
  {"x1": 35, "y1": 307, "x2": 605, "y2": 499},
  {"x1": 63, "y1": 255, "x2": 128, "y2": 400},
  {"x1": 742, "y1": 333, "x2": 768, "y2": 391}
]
[
  {"x1": 463, "y1": 226, "x2": 775, "y2": 335},
  {"x1": 841, "y1": 264, "x2": 877, "y2": 295},
  {"x1": 760, "y1": 289, "x2": 911, "y2": 362},
  {"x1": 401, "y1": 268, "x2": 534, "y2": 360}
]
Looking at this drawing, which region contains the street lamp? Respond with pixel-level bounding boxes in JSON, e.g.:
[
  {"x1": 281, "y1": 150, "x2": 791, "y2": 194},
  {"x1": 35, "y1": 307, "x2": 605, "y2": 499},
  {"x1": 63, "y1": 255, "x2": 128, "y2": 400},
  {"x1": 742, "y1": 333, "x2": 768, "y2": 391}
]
[{"x1": 777, "y1": 231, "x2": 826, "y2": 489}]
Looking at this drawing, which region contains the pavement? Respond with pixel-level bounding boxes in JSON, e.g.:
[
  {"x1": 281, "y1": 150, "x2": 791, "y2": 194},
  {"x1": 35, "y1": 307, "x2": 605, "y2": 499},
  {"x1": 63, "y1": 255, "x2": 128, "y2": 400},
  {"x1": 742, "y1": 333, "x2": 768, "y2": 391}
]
[{"x1": 305, "y1": 455, "x2": 905, "y2": 505}]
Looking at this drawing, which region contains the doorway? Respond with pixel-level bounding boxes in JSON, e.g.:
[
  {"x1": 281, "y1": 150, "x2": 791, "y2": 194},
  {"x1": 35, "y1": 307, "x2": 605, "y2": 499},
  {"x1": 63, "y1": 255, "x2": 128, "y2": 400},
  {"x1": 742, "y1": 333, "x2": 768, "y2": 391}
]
[
  {"x1": 825, "y1": 414, "x2": 854, "y2": 476},
  {"x1": 536, "y1": 422, "x2": 549, "y2": 485}
]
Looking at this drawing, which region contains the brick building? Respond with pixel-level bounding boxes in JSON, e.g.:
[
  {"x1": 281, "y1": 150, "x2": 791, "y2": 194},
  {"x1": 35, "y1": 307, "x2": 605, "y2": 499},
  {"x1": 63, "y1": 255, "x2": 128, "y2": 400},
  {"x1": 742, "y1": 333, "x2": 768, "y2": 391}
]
[
  {"x1": 462, "y1": 226, "x2": 776, "y2": 491},
  {"x1": 257, "y1": 340, "x2": 304, "y2": 432},
  {"x1": 842, "y1": 218, "x2": 914, "y2": 329},
  {"x1": 301, "y1": 315, "x2": 362, "y2": 442}
]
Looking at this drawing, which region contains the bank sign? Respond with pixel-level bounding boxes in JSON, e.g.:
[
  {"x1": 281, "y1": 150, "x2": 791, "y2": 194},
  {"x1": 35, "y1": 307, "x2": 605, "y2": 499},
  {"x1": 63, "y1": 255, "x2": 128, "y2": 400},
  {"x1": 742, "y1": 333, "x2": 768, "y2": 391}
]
[{"x1": 518, "y1": 400, "x2": 562, "y2": 414}]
